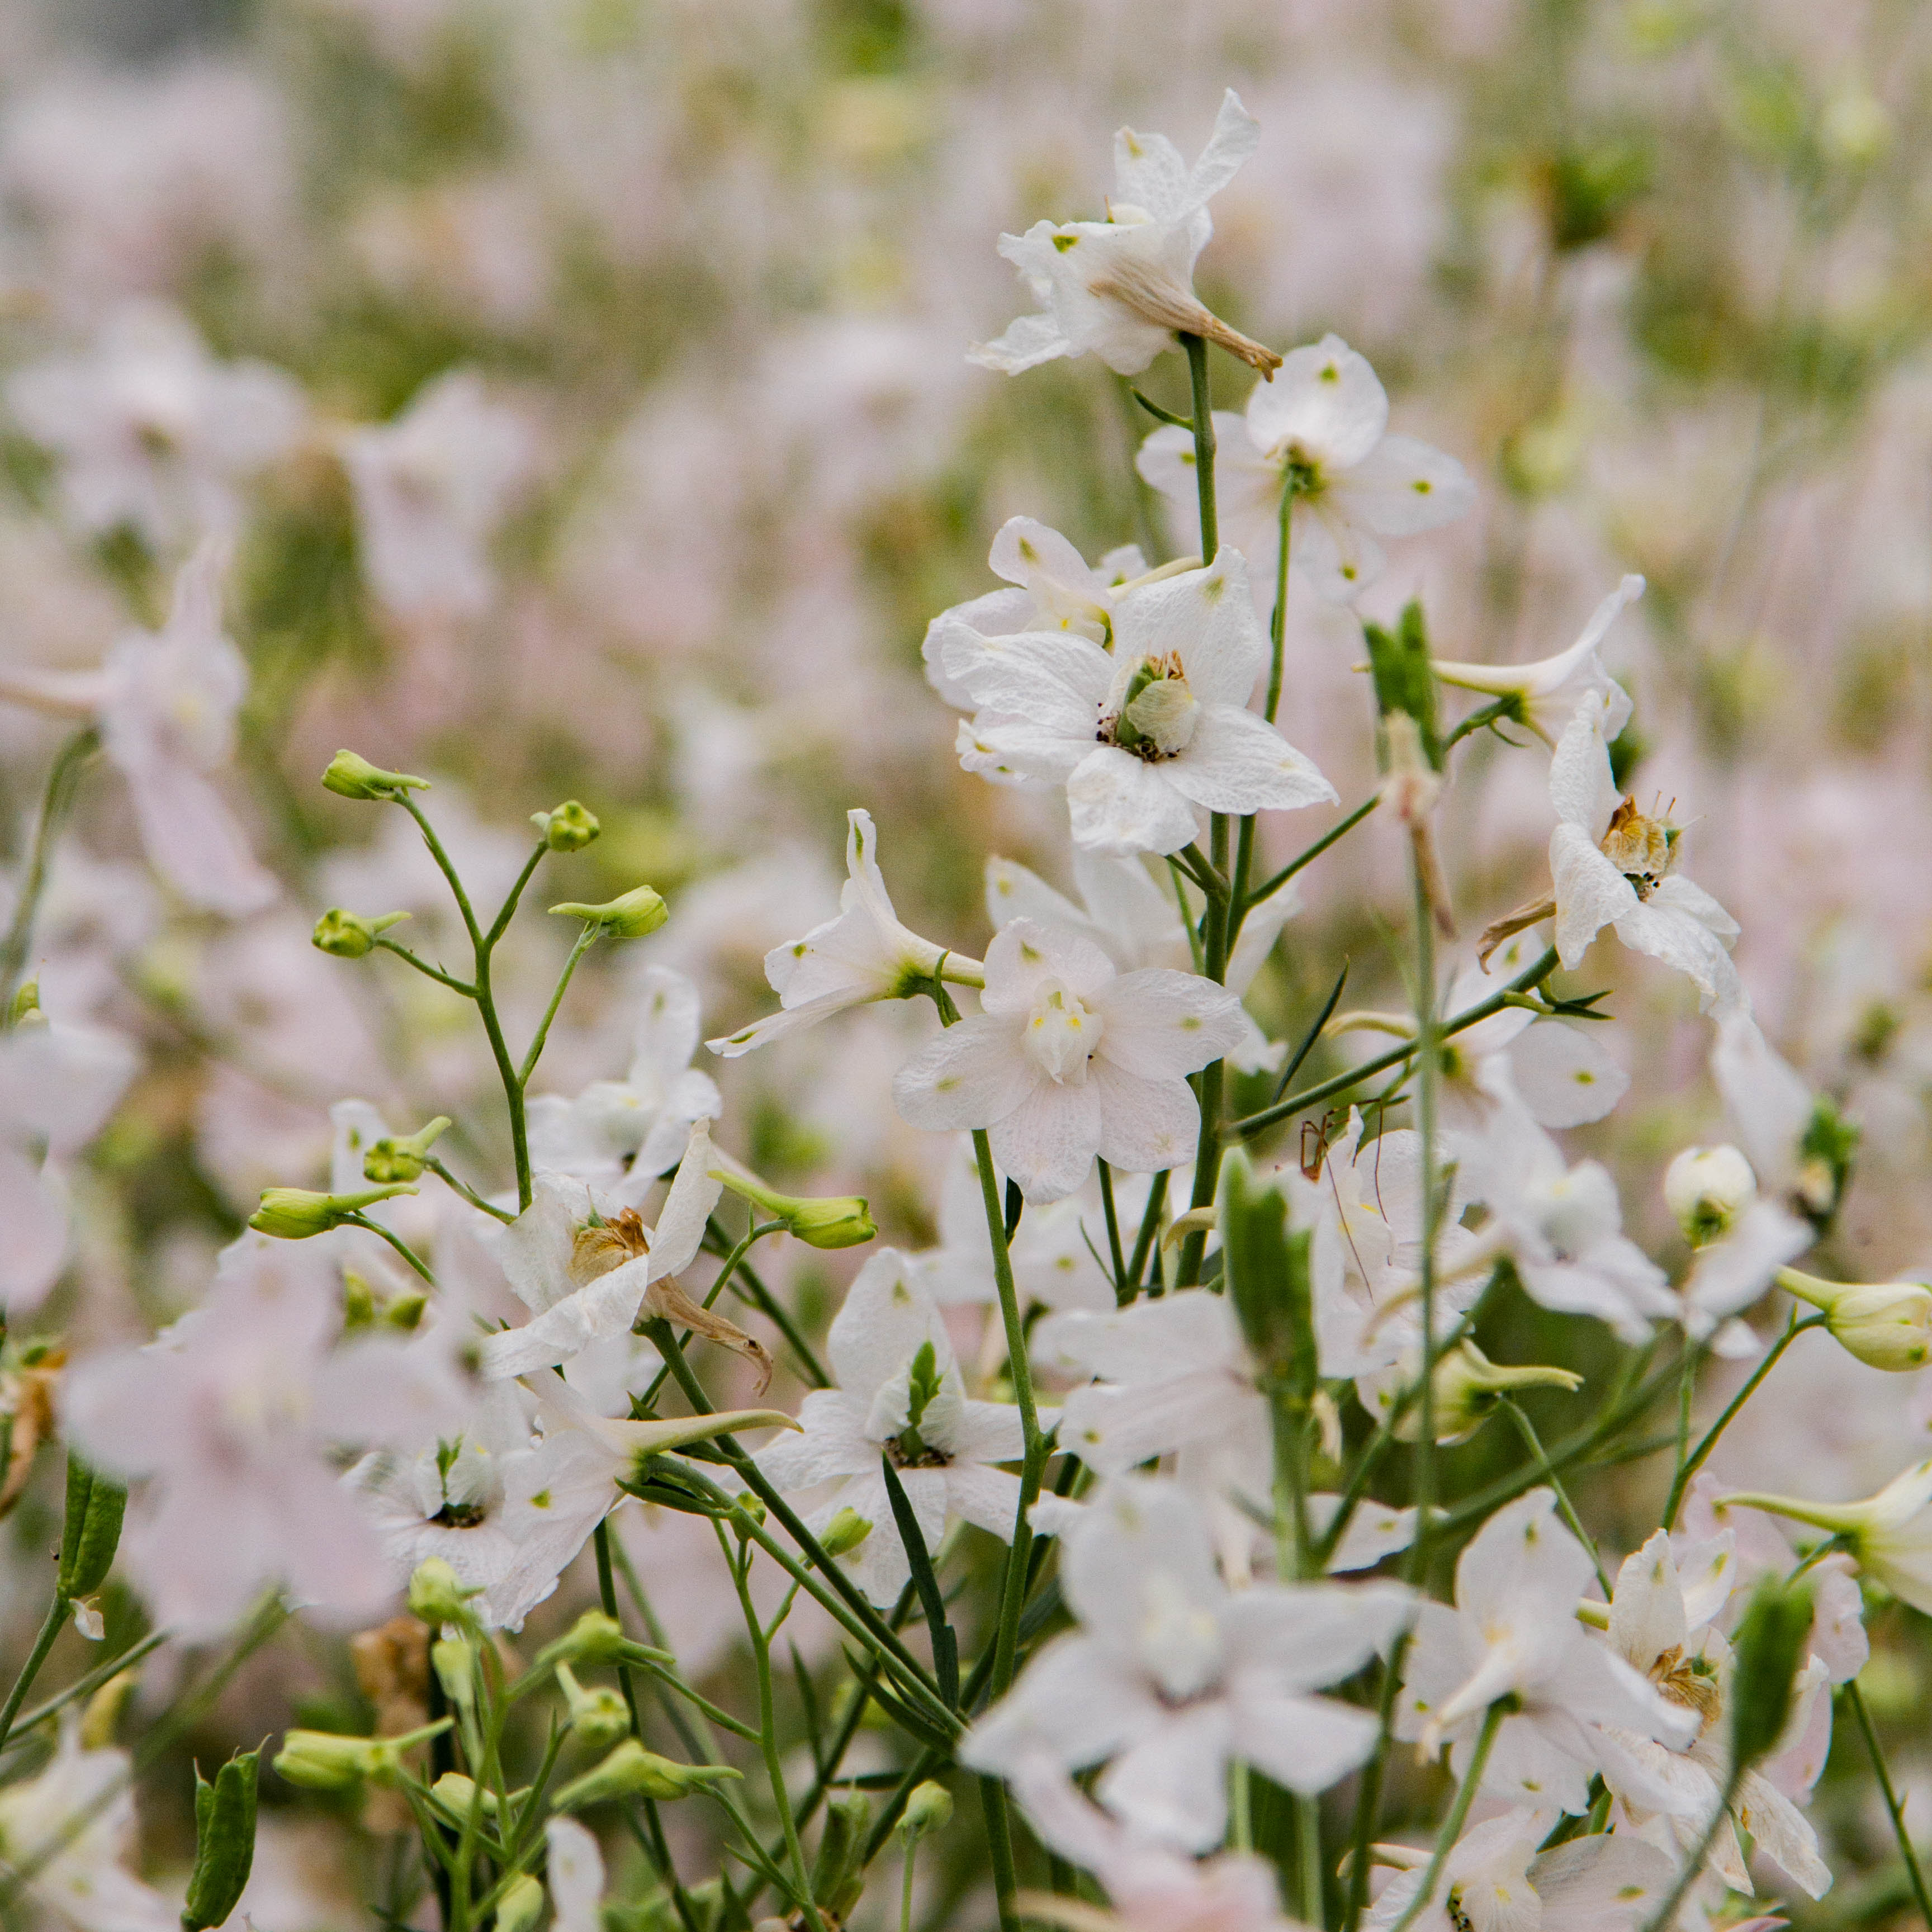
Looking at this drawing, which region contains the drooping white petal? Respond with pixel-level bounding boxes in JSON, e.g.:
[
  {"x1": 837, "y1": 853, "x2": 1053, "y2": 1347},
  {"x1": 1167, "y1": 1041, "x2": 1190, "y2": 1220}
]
[
  {"x1": 1333, "y1": 434, "x2": 1477, "y2": 537},
  {"x1": 1164, "y1": 703, "x2": 1337, "y2": 816},
  {"x1": 1246, "y1": 334, "x2": 1389, "y2": 468},
  {"x1": 1067, "y1": 746, "x2": 1201, "y2": 855}
]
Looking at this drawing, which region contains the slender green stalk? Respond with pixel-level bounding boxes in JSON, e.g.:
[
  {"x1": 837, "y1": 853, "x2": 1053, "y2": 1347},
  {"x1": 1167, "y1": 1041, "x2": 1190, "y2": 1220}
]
[
  {"x1": 423, "y1": 1155, "x2": 515, "y2": 1223},
  {"x1": 593, "y1": 1521, "x2": 646, "y2": 1740},
  {"x1": 518, "y1": 922, "x2": 601, "y2": 1085},
  {"x1": 485, "y1": 840, "x2": 550, "y2": 949},
  {"x1": 1265, "y1": 474, "x2": 1295, "y2": 724},
  {"x1": 1635, "y1": 1763, "x2": 1745, "y2": 1932},
  {"x1": 901, "y1": 1835, "x2": 918, "y2": 1932},
  {"x1": 1385, "y1": 1701, "x2": 1508, "y2": 1932},
  {"x1": 1343, "y1": 1628, "x2": 1411, "y2": 1932},
  {"x1": 371, "y1": 938, "x2": 476, "y2": 998},
  {"x1": 0, "y1": 1627, "x2": 169, "y2": 1746},
  {"x1": 1411, "y1": 857, "x2": 1442, "y2": 1544},
  {"x1": 1246, "y1": 793, "x2": 1381, "y2": 908},
  {"x1": 1661, "y1": 1314, "x2": 1824, "y2": 1530},
  {"x1": 1295, "y1": 1793, "x2": 1324, "y2": 1930},
  {"x1": 0, "y1": 1595, "x2": 69, "y2": 1756},
  {"x1": 0, "y1": 727, "x2": 98, "y2": 1017},
  {"x1": 1182, "y1": 333, "x2": 1218, "y2": 561},
  {"x1": 1846, "y1": 1677, "x2": 1932, "y2": 1931},
  {"x1": 1501, "y1": 1398, "x2": 1609, "y2": 1597},
  {"x1": 1124, "y1": 1169, "x2": 1168, "y2": 1299},
  {"x1": 1096, "y1": 1159, "x2": 1128, "y2": 1298},
  {"x1": 343, "y1": 1212, "x2": 437, "y2": 1285},
  {"x1": 1177, "y1": 810, "x2": 1232, "y2": 1290}
]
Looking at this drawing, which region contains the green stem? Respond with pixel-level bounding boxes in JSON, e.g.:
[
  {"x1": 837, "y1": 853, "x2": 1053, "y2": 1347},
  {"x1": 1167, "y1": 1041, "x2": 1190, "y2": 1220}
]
[
  {"x1": 1266, "y1": 475, "x2": 1295, "y2": 725},
  {"x1": 371, "y1": 937, "x2": 476, "y2": 998},
  {"x1": 1385, "y1": 1701, "x2": 1508, "y2": 1932},
  {"x1": 1635, "y1": 1764, "x2": 1745, "y2": 1932},
  {"x1": 1178, "y1": 812, "x2": 1232, "y2": 1290},
  {"x1": 1343, "y1": 1627, "x2": 1410, "y2": 1932},
  {"x1": 518, "y1": 923, "x2": 601, "y2": 1086},
  {"x1": 423, "y1": 1156, "x2": 515, "y2": 1224},
  {"x1": 1501, "y1": 1399, "x2": 1609, "y2": 1597},
  {"x1": 1182, "y1": 332, "x2": 1218, "y2": 562},
  {"x1": 1411, "y1": 857, "x2": 1441, "y2": 1544},
  {"x1": 485, "y1": 840, "x2": 550, "y2": 949},
  {"x1": 1846, "y1": 1678, "x2": 1932, "y2": 1931},
  {"x1": 1296, "y1": 1793, "x2": 1324, "y2": 1930},
  {"x1": 1097, "y1": 1158, "x2": 1128, "y2": 1299},
  {"x1": 0, "y1": 1627, "x2": 169, "y2": 1748},
  {"x1": 1124, "y1": 1169, "x2": 1168, "y2": 1300},
  {"x1": 0, "y1": 727, "x2": 98, "y2": 1017},
  {"x1": 343, "y1": 1213, "x2": 437, "y2": 1285},
  {"x1": 0, "y1": 1594, "x2": 70, "y2": 1756},
  {"x1": 1247, "y1": 793, "x2": 1381, "y2": 908}
]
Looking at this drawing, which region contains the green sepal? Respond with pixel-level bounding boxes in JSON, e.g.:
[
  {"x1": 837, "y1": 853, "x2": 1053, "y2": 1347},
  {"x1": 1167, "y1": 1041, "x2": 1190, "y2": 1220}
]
[
  {"x1": 181, "y1": 1748, "x2": 261, "y2": 1931},
  {"x1": 58, "y1": 1454, "x2": 126, "y2": 1600}
]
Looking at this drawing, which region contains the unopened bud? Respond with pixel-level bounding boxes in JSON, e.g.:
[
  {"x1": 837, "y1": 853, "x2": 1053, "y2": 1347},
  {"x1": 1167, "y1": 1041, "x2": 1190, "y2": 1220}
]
[
  {"x1": 249, "y1": 1183, "x2": 416, "y2": 1240},
  {"x1": 1381, "y1": 1342, "x2": 1584, "y2": 1445},
  {"x1": 428, "y1": 1773, "x2": 513, "y2": 1825},
  {"x1": 408, "y1": 1556, "x2": 482, "y2": 1632},
  {"x1": 323, "y1": 750, "x2": 430, "y2": 801},
  {"x1": 555, "y1": 1663, "x2": 632, "y2": 1750},
  {"x1": 551, "y1": 1739, "x2": 741, "y2": 1810},
  {"x1": 534, "y1": 801, "x2": 601, "y2": 851},
  {"x1": 57, "y1": 1455, "x2": 126, "y2": 1600},
  {"x1": 712, "y1": 1170, "x2": 877, "y2": 1250},
  {"x1": 6, "y1": 980, "x2": 39, "y2": 1025},
  {"x1": 362, "y1": 1116, "x2": 451, "y2": 1183},
  {"x1": 1728, "y1": 1574, "x2": 1813, "y2": 1768},
  {"x1": 495, "y1": 1876, "x2": 544, "y2": 1932},
  {"x1": 430, "y1": 1636, "x2": 477, "y2": 1710},
  {"x1": 898, "y1": 1780, "x2": 953, "y2": 1842},
  {"x1": 533, "y1": 1609, "x2": 669, "y2": 1675},
  {"x1": 819, "y1": 1507, "x2": 874, "y2": 1558},
  {"x1": 182, "y1": 1748, "x2": 261, "y2": 1932},
  {"x1": 548, "y1": 886, "x2": 667, "y2": 939},
  {"x1": 812, "y1": 1791, "x2": 871, "y2": 1921},
  {"x1": 1780, "y1": 1268, "x2": 1932, "y2": 1372},
  {"x1": 273, "y1": 1719, "x2": 451, "y2": 1791},
  {"x1": 312, "y1": 907, "x2": 410, "y2": 959},
  {"x1": 1664, "y1": 1144, "x2": 1757, "y2": 1245}
]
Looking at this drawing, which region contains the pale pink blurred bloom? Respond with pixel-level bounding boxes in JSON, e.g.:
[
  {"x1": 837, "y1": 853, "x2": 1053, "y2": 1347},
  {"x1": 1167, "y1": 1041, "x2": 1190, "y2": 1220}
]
[
  {"x1": 62, "y1": 1234, "x2": 473, "y2": 1638},
  {"x1": 7, "y1": 303, "x2": 304, "y2": 551},
  {"x1": 341, "y1": 368, "x2": 536, "y2": 625},
  {"x1": 0, "y1": 1016, "x2": 136, "y2": 1311},
  {"x1": 0, "y1": 1713, "x2": 175, "y2": 1932},
  {"x1": 193, "y1": 1064, "x2": 335, "y2": 1216},
  {"x1": 0, "y1": 845, "x2": 157, "y2": 1019},
  {"x1": 349, "y1": 174, "x2": 552, "y2": 332}
]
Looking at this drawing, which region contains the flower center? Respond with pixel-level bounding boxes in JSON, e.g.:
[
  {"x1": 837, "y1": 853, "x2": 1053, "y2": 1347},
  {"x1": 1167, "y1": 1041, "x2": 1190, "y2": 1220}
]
[
  {"x1": 1023, "y1": 981, "x2": 1104, "y2": 1085},
  {"x1": 1599, "y1": 796, "x2": 1677, "y2": 900},
  {"x1": 1098, "y1": 651, "x2": 1198, "y2": 763},
  {"x1": 1136, "y1": 1574, "x2": 1224, "y2": 1703}
]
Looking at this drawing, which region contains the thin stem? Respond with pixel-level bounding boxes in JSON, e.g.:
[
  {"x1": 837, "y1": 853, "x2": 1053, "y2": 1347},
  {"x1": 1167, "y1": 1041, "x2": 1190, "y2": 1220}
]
[
  {"x1": 343, "y1": 1213, "x2": 436, "y2": 1285},
  {"x1": 1344, "y1": 1628, "x2": 1410, "y2": 1932},
  {"x1": 485, "y1": 840, "x2": 550, "y2": 950},
  {"x1": 1661, "y1": 1314, "x2": 1824, "y2": 1531},
  {"x1": 901, "y1": 1836, "x2": 918, "y2": 1932},
  {"x1": 1272, "y1": 960, "x2": 1351, "y2": 1106},
  {"x1": 0, "y1": 1627, "x2": 169, "y2": 1746},
  {"x1": 1502, "y1": 1399, "x2": 1609, "y2": 1598},
  {"x1": 1247, "y1": 794, "x2": 1380, "y2": 909},
  {"x1": 1411, "y1": 855, "x2": 1441, "y2": 1543},
  {"x1": 518, "y1": 923, "x2": 601, "y2": 1086},
  {"x1": 1295, "y1": 1793, "x2": 1324, "y2": 1930},
  {"x1": 1846, "y1": 1678, "x2": 1932, "y2": 1931},
  {"x1": 1635, "y1": 1765, "x2": 1745, "y2": 1932},
  {"x1": 1178, "y1": 812, "x2": 1232, "y2": 1289},
  {"x1": 372, "y1": 937, "x2": 476, "y2": 998},
  {"x1": 1234, "y1": 945, "x2": 1560, "y2": 1138},
  {"x1": 1097, "y1": 1158, "x2": 1128, "y2": 1299},
  {"x1": 981, "y1": 1779, "x2": 1023, "y2": 1932},
  {"x1": 1385, "y1": 1701, "x2": 1508, "y2": 1932},
  {"x1": 1124, "y1": 1169, "x2": 1168, "y2": 1299},
  {"x1": 424, "y1": 1156, "x2": 514, "y2": 1223},
  {"x1": 1182, "y1": 333, "x2": 1218, "y2": 562},
  {"x1": 0, "y1": 1595, "x2": 70, "y2": 1755},
  {"x1": 0, "y1": 727, "x2": 98, "y2": 1017},
  {"x1": 1265, "y1": 475, "x2": 1295, "y2": 725}
]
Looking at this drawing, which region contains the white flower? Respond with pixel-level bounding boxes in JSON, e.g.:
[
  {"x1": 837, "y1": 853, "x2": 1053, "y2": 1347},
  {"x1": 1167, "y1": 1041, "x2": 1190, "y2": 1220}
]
[
  {"x1": 0, "y1": 1015, "x2": 136, "y2": 1312},
  {"x1": 753, "y1": 1249, "x2": 1035, "y2": 1607},
  {"x1": 892, "y1": 920, "x2": 1244, "y2": 1203},
  {"x1": 708, "y1": 809, "x2": 971, "y2": 1058},
  {"x1": 970, "y1": 91, "x2": 1280, "y2": 380},
  {"x1": 1137, "y1": 335, "x2": 1474, "y2": 600},
  {"x1": 963, "y1": 1475, "x2": 1410, "y2": 1852},
  {"x1": 1365, "y1": 1811, "x2": 1674, "y2": 1932},
  {"x1": 528, "y1": 965, "x2": 723, "y2": 1193},
  {"x1": 1664, "y1": 1146, "x2": 1812, "y2": 1341},
  {"x1": 1395, "y1": 1490, "x2": 1698, "y2": 1815},
  {"x1": 1542, "y1": 691, "x2": 1742, "y2": 1014},
  {"x1": 341, "y1": 367, "x2": 534, "y2": 624},
  {"x1": 479, "y1": 1121, "x2": 746, "y2": 1382},
  {"x1": 1431, "y1": 576, "x2": 1645, "y2": 748},
  {"x1": 545, "y1": 1816, "x2": 606, "y2": 1932},
  {"x1": 987, "y1": 847, "x2": 1298, "y2": 1073},
  {"x1": 0, "y1": 1713, "x2": 177, "y2": 1932},
  {"x1": 6, "y1": 299, "x2": 303, "y2": 552},
  {"x1": 922, "y1": 517, "x2": 1161, "y2": 711},
  {"x1": 939, "y1": 551, "x2": 1336, "y2": 856},
  {"x1": 0, "y1": 543, "x2": 278, "y2": 915},
  {"x1": 1726, "y1": 1457, "x2": 1932, "y2": 1619},
  {"x1": 1710, "y1": 1010, "x2": 1836, "y2": 1217}
]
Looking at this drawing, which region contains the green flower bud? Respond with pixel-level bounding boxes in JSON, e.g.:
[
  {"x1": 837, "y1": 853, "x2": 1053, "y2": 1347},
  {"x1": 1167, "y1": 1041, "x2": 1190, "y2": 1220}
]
[
  {"x1": 548, "y1": 885, "x2": 667, "y2": 939},
  {"x1": 273, "y1": 1719, "x2": 451, "y2": 1791},
  {"x1": 494, "y1": 1874, "x2": 544, "y2": 1932},
  {"x1": 551, "y1": 1739, "x2": 741, "y2": 1810},
  {"x1": 182, "y1": 1748, "x2": 260, "y2": 1932},
  {"x1": 343, "y1": 1272, "x2": 377, "y2": 1332},
  {"x1": 533, "y1": 801, "x2": 601, "y2": 851},
  {"x1": 812, "y1": 1791, "x2": 870, "y2": 1921},
  {"x1": 1379, "y1": 1342, "x2": 1584, "y2": 1446},
  {"x1": 898, "y1": 1780, "x2": 953, "y2": 1843},
  {"x1": 428, "y1": 1773, "x2": 523, "y2": 1826},
  {"x1": 57, "y1": 1455, "x2": 126, "y2": 1601},
  {"x1": 322, "y1": 751, "x2": 431, "y2": 801},
  {"x1": 819, "y1": 1507, "x2": 874, "y2": 1559},
  {"x1": 311, "y1": 907, "x2": 410, "y2": 959},
  {"x1": 431, "y1": 1636, "x2": 478, "y2": 1710},
  {"x1": 249, "y1": 1183, "x2": 416, "y2": 1240},
  {"x1": 362, "y1": 1116, "x2": 452, "y2": 1184},
  {"x1": 408, "y1": 1557, "x2": 484, "y2": 1632},
  {"x1": 6, "y1": 980, "x2": 39, "y2": 1026},
  {"x1": 1728, "y1": 1574, "x2": 1814, "y2": 1768},
  {"x1": 555, "y1": 1664, "x2": 632, "y2": 1751},
  {"x1": 384, "y1": 1291, "x2": 426, "y2": 1332},
  {"x1": 1781, "y1": 1267, "x2": 1932, "y2": 1371},
  {"x1": 532, "y1": 1609, "x2": 670, "y2": 1676},
  {"x1": 1664, "y1": 1144, "x2": 1756, "y2": 1245},
  {"x1": 712, "y1": 1170, "x2": 877, "y2": 1250}
]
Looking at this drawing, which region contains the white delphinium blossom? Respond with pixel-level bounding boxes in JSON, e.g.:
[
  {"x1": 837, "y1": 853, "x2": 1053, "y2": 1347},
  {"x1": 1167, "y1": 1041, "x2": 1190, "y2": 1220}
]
[
  {"x1": 0, "y1": 1713, "x2": 177, "y2": 1932},
  {"x1": 6, "y1": 300, "x2": 304, "y2": 551},
  {"x1": 1137, "y1": 335, "x2": 1474, "y2": 600},
  {"x1": 963, "y1": 1475, "x2": 1410, "y2": 1851},
  {"x1": 1010, "y1": 1760, "x2": 1308, "y2": 1932},
  {"x1": 61, "y1": 1234, "x2": 476, "y2": 1638},
  {"x1": 1709, "y1": 1010, "x2": 1839, "y2": 1221},
  {"x1": 528, "y1": 965, "x2": 723, "y2": 1194},
  {"x1": 544, "y1": 1816, "x2": 606, "y2": 1932},
  {"x1": 970, "y1": 91, "x2": 1280, "y2": 380},
  {"x1": 1431, "y1": 576, "x2": 1645, "y2": 748},
  {"x1": 892, "y1": 919, "x2": 1245, "y2": 1203},
  {"x1": 1395, "y1": 1489, "x2": 1698, "y2": 1814},
  {"x1": 921, "y1": 517, "x2": 1159, "y2": 711},
  {"x1": 986, "y1": 847, "x2": 1297, "y2": 1073},
  {"x1": 1364, "y1": 1810, "x2": 1674, "y2": 1932},
  {"x1": 1595, "y1": 1529, "x2": 1832, "y2": 1899},
  {"x1": 708, "y1": 809, "x2": 977, "y2": 1058},
  {"x1": 939, "y1": 552, "x2": 1336, "y2": 855},
  {"x1": 1661, "y1": 1143, "x2": 1812, "y2": 1341},
  {"x1": 0, "y1": 1014, "x2": 137, "y2": 1311},
  {"x1": 753, "y1": 1249, "x2": 1035, "y2": 1607},
  {"x1": 341, "y1": 367, "x2": 535, "y2": 624},
  {"x1": 0, "y1": 544, "x2": 277, "y2": 913},
  {"x1": 1483, "y1": 690, "x2": 1741, "y2": 1014},
  {"x1": 1450, "y1": 1061, "x2": 1680, "y2": 1343},
  {"x1": 479, "y1": 1121, "x2": 751, "y2": 1382}
]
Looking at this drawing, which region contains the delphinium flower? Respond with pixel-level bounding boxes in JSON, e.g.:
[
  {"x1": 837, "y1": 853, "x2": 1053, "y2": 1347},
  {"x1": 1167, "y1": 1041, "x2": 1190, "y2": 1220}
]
[
  {"x1": 1395, "y1": 1489, "x2": 1697, "y2": 1813},
  {"x1": 0, "y1": 543, "x2": 277, "y2": 913},
  {"x1": 892, "y1": 918, "x2": 1246, "y2": 1202},
  {"x1": 1661, "y1": 1143, "x2": 1812, "y2": 1342},
  {"x1": 544, "y1": 1816, "x2": 605, "y2": 1932},
  {"x1": 1593, "y1": 1528, "x2": 1832, "y2": 1899},
  {"x1": 708, "y1": 808, "x2": 978, "y2": 1058},
  {"x1": 936, "y1": 552, "x2": 1336, "y2": 855},
  {"x1": 1710, "y1": 1009, "x2": 1849, "y2": 1226},
  {"x1": 1479, "y1": 690, "x2": 1742, "y2": 1014},
  {"x1": 526, "y1": 964, "x2": 722, "y2": 1195},
  {"x1": 970, "y1": 91, "x2": 1280, "y2": 380},
  {"x1": 752, "y1": 1248, "x2": 1036, "y2": 1607},
  {"x1": 963, "y1": 1475, "x2": 1410, "y2": 1850},
  {"x1": 1138, "y1": 335, "x2": 1475, "y2": 599}
]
